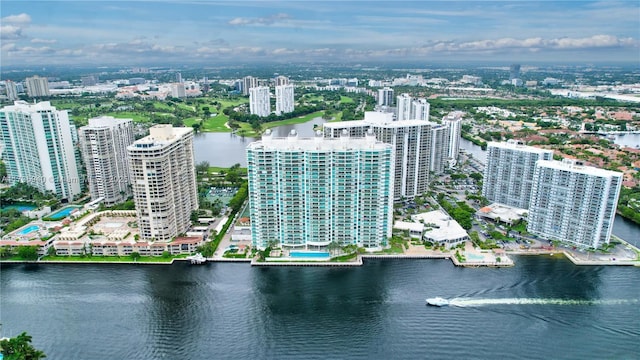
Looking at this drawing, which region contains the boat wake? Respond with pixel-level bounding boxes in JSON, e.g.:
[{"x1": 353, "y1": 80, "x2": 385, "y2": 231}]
[{"x1": 447, "y1": 298, "x2": 639, "y2": 307}]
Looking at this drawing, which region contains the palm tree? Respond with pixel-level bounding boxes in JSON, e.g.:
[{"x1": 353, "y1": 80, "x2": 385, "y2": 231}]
[
  {"x1": 0, "y1": 331, "x2": 47, "y2": 359},
  {"x1": 327, "y1": 241, "x2": 341, "y2": 257}
]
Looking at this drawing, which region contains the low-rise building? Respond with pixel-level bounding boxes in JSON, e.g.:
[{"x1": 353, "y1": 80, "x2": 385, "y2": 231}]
[{"x1": 412, "y1": 210, "x2": 469, "y2": 249}]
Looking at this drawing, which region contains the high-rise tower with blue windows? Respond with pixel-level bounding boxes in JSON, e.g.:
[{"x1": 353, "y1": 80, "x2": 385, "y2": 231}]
[
  {"x1": 247, "y1": 130, "x2": 394, "y2": 251},
  {"x1": 0, "y1": 101, "x2": 81, "y2": 200}
]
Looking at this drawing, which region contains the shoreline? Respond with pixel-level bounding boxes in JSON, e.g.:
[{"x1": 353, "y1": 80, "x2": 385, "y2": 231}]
[{"x1": 3, "y1": 246, "x2": 638, "y2": 267}]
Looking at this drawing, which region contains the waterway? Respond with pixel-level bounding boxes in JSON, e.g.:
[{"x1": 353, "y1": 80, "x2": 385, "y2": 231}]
[
  {"x1": 1, "y1": 257, "x2": 638, "y2": 359},
  {"x1": 609, "y1": 133, "x2": 640, "y2": 149},
  {"x1": 193, "y1": 117, "x2": 326, "y2": 167}
]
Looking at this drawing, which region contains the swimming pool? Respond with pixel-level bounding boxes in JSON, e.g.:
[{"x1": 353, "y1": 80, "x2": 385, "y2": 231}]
[
  {"x1": 47, "y1": 206, "x2": 82, "y2": 220},
  {"x1": 18, "y1": 225, "x2": 40, "y2": 236},
  {"x1": 466, "y1": 253, "x2": 485, "y2": 261},
  {"x1": 1, "y1": 204, "x2": 36, "y2": 212},
  {"x1": 290, "y1": 251, "x2": 331, "y2": 258}
]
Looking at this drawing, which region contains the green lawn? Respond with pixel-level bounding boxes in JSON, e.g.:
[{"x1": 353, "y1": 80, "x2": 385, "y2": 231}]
[
  {"x1": 177, "y1": 103, "x2": 196, "y2": 112},
  {"x1": 340, "y1": 96, "x2": 354, "y2": 104},
  {"x1": 153, "y1": 102, "x2": 173, "y2": 111},
  {"x1": 201, "y1": 114, "x2": 232, "y2": 132},
  {"x1": 104, "y1": 111, "x2": 151, "y2": 122},
  {"x1": 183, "y1": 117, "x2": 200, "y2": 127},
  {"x1": 262, "y1": 111, "x2": 325, "y2": 129},
  {"x1": 217, "y1": 98, "x2": 249, "y2": 109}
]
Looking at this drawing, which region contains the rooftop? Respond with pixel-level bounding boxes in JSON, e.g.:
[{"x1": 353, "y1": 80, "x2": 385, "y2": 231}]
[
  {"x1": 129, "y1": 124, "x2": 192, "y2": 150},
  {"x1": 477, "y1": 203, "x2": 528, "y2": 223},
  {"x1": 411, "y1": 210, "x2": 468, "y2": 242},
  {"x1": 488, "y1": 140, "x2": 554, "y2": 154},
  {"x1": 86, "y1": 116, "x2": 133, "y2": 127},
  {"x1": 537, "y1": 159, "x2": 623, "y2": 178},
  {"x1": 249, "y1": 130, "x2": 391, "y2": 152}
]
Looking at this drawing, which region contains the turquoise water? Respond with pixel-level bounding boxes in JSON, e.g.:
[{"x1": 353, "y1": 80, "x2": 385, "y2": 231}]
[
  {"x1": 47, "y1": 206, "x2": 81, "y2": 220},
  {"x1": 467, "y1": 253, "x2": 485, "y2": 261},
  {"x1": 17, "y1": 225, "x2": 39, "y2": 235},
  {"x1": 290, "y1": 251, "x2": 330, "y2": 258},
  {"x1": 1, "y1": 204, "x2": 36, "y2": 212}
]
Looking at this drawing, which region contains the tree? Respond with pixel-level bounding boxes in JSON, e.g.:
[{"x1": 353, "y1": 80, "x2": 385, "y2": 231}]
[
  {"x1": 17, "y1": 246, "x2": 39, "y2": 260},
  {"x1": 0, "y1": 159, "x2": 6, "y2": 180},
  {"x1": 327, "y1": 241, "x2": 341, "y2": 256},
  {"x1": 195, "y1": 161, "x2": 210, "y2": 176},
  {"x1": 0, "y1": 246, "x2": 15, "y2": 258},
  {"x1": 469, "y1": 172, "x2": 483, "y2": 182},
  {"x1": 130, "y1": 252, "x2": 141, "y2": 261},
  {"x1": 0, "y1": 331, "x2": 47, "y2": 359}
]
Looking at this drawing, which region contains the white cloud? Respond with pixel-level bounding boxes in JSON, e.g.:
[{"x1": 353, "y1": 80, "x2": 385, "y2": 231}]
[
  {"x1": 412, "y1": 35, "x2": 639, "y2": 54},
  {"x1": 228, "y1": 13, "x2": 290, "y2": 26},
  {"x1": 1, "y1": 13, "x2": 31, "y2": 25},
  {"x1": 31, "y1": 38, "x2": 58, "y2": 44},
  {"x1": 0, "y1": 25, "x2": 24, "y2": 40}
]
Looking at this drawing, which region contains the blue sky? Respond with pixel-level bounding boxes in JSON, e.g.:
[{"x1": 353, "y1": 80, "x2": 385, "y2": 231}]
[{"x1": 1, "y1": 1, "x2": 639, "y2": 65}]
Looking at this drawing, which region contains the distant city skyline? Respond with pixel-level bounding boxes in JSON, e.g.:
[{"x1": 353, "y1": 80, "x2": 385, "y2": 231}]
[{"x1": 1, "y1": 1, "x2": 638, "y2": 66}]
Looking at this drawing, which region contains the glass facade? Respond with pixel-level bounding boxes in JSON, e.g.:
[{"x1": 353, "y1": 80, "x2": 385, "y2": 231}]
[{"x1": 247, "y1": 134, "x2": 393, "y2": 250}]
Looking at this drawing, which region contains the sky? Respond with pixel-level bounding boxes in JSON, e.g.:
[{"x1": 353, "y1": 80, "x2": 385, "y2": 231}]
[{"x1": 1, "y1": 1, "x2": 639, "y2": 66}]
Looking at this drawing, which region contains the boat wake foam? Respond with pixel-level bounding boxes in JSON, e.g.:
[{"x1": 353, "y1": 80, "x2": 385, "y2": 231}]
[{"x1": 448, "y1": 298, "x2": 639, "y2": 307}]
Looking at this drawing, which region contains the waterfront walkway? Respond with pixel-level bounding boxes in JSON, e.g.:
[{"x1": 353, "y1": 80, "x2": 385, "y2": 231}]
[{"x1": 4, "y1": 240, "x2": 638, "y2": 267}]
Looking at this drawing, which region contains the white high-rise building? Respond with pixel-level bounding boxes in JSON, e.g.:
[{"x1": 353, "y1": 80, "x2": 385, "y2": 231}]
[
  {"x1": 429, "y1": 123, "x2": 450, "y2": 175},
  {"x1": 411, "y1": 98, "x2": 430, "y2": 121},
  {"x1": 443, "y1": 113, "x2": 462, "y2": 161},
  {"x1": 171, "y1": 83, "x2": 186, "y2": 98},
  {"x1": 127, "y1": 125, "x2": 197, "y2": 242},
  {"x1": 378, "y1": 87, "x2": 394, "y2": 107},
  {"x1": 242, "y1": 76, "x2": 258, "y2": 95},
  {"x1": 324, "y1": 112, "x2": 432, "y2": 199},
  {"x1": 5, "y1": 81, "x2": 18, "y2": 101},
  {"x1": 482, "y1": 140, "x2": 554, "y2": 209},
  {"x1": 527, "y1": 159, "x2": 622, "y2": 248},
  {"x1": 25, "y1": 76, "x2": 50, "y2": 97},
  {"x1": 396, "y1": 93, "x2": 412, "y2": 121},
  {"x1": 247, "y1": 130, "x2": 394, "y2": 251},
  {"x1": 274, "y1": 75, "x2": 289, "y2": 86},
  {"x1": 249, "y1": 86, "x2": 271, "y2": 117},
  {"x1": 0, "y1": 101, "x2": 81, "y2": 200},
  {"x1": 275, "y1": 84, "x2": 294, "y2": 115},
  {"x1": 79, "y1": 116, "x2": 135, "y2": 206}
]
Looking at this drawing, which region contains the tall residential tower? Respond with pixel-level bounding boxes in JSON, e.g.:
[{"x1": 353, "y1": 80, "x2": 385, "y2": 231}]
[
  {"x1": 0, "y1": 101, "x2": 81, "y2": 200},
  {"x1": 275, "y1": 84, "x2": 295, "y2": 115},
  {"x1": 242, "y1": 76, "x2": 258, "y2": 95},
  {"x1": 247, "y1": 130, "x2": 394, "y2": 251},
  {"x1": 482, "y1": 140, "x2": 554, "y2": 209},
  {"x1": 527, "y1": 159, "x2": 622, "y2": 248},
  {"x1": 249, "y1": 86, "x2": 271, "y2": 117},
  {"x1": 79, "y1": 116, "x2": 135, "y2": 206},
  {"x1": 377, "y1": 87, "x2": 394, "y2": 107},
  {"x1": 25, "y1": 76, "x2": 50, "y2": 97},
  {"x1": 128, "y1": 125, "x2": 197, "y2": 241},
  {"x1": 324, "y1": 112, "x2": 433, "y2": 199}
]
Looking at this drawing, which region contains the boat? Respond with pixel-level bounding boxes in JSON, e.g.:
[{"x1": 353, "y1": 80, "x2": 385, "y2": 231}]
[
  {"x1": 187, "y1": 253, "x2": 206, "y2": 264},
  {"x1": 426, "y1": 297, "x2": 449, "y2": 307}
]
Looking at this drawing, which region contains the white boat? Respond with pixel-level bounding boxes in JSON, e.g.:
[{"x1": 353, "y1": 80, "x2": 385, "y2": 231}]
[
  {"x1": 426, "y1": 297, "x2": 449, "y2": 307},
  {"x1": 187, "y1": 253, "x2": 206, "y2": 264}
]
